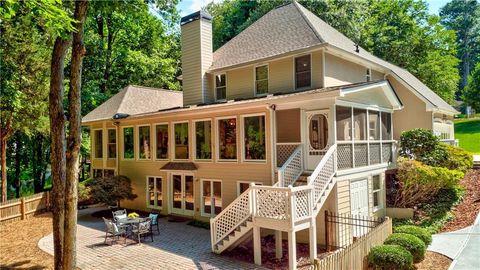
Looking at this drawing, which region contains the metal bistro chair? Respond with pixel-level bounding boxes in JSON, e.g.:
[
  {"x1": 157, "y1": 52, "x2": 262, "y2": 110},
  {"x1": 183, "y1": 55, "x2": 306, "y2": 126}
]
[
  {"x1": 132, "y1": 218, "x2": 153, "y2": 243},
  {"x1": 112, "y1": 209, "x2": 127, "y2": 224},
  {"x1": 102, "y1": 217, "x2": 127, "y2": 245},
  {"x1": 148, "y1": 213, "x2": 160, "y2": 234}
]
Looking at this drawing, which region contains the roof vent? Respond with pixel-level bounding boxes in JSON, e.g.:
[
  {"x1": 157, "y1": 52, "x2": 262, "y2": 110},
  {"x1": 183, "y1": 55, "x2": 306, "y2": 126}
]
[{"x1": 112, "y1": 113, "x2": 129, "y2": 120}]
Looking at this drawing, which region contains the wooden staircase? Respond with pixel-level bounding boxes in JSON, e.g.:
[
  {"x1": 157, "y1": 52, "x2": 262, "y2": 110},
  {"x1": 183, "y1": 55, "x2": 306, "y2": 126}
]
[{"x1": 215, "y1": 219, "x2": 253, "y2": 253}]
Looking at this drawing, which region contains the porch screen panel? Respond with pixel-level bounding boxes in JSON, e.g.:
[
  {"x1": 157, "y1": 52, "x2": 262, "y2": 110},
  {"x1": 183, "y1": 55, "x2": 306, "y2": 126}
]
[
  {"x1": 123, "y1": 127, "x2": 134, "y2": 159},
  {"x1": 174, "y1": 122, "x2": 189, "y2": 159},
  {"x1": 138, "y1": 126, "x2": 151, "y2": 159},
  {"x1": 195, "y1": 121, "x2": 212, "y2": 160},
  {"x1": 336, "y1": 106, "x2": 352, "y2": 141},
  {"x1": 244, "y1": 115, "x2": 266, "y2": 160},
  {"x1": 155, "y1": 124, "x2": 169, "y2": 159},
  {"x1": 353, "y1": 108, "x2": 367, "y2": 141},
  {"x1": 368, "y1": 111, "x2": 380, "y2": 140},
  {"x1": 218, "y1": 118, "x2": 237, "y2": 160},
  {"x1": 94, "y1": 130, "x2": 103, "y2": 158},
  {"x1": 381, "y1": 112, "x2": 392, "y2": 140}
]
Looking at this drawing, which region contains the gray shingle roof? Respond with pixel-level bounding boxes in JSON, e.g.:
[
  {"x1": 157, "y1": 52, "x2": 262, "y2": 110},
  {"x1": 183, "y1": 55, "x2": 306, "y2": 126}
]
[
  {"x1": 211, "y1": 2, "x2": 457, "y2": 114},
  {"x1": 82, "y1": 85, "x2": 183, "y2": 123}
]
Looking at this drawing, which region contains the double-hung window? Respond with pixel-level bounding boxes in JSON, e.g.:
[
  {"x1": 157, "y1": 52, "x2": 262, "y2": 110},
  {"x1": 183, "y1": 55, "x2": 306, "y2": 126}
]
[
  {"x1": 243, "y1": 115, "x2": 266, "y2": 161},
  {"x1": 195, "y1": 120, "x2": 212, "y2": 160},
  {"x1": 295, "y1": 55, "x2": 311, "y2": 89},
  {"x1": 147, "y1": 176, "x2": 163, "y2": 209},
  {"x1": 138, "y1": 125, "x2": 151, "y2": 160},
  {"x1": 123, "y1": 127, "x2": 134, "y2": 159},
  {"x1": 107, "y1": 129, "x2": 116, "y2": 159},
  {"x1": 94, "y1": 130, "x2": 103, "y2": 159},
  {"x1": 255, "y1": 65, "x2": 268, "y2": 95},
  {"x1": 215, "y1": 74, "x2": 226, "y2": 101},
  {"x1": 372, "y1": 175, "x2": 383, "y2": 210}
]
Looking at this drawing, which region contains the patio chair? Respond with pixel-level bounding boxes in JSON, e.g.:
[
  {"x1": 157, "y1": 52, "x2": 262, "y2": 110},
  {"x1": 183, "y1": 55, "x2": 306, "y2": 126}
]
[
  {"x1": 112, "y1": 209, "x2": 127, "y2": 223},
  {"x1": 131, "y1": 218, "x2": 153, "y2": 243},
  {"x1": 148, "y1": 213, "x2": 160, "y2": 234},
  {"x1": 103, "y1": 217, "x2": 127, "y2": 245}
]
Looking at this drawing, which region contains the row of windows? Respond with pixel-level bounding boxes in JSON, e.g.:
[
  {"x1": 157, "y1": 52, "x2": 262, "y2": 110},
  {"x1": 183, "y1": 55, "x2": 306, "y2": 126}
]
[
  {"x1": 336, "y1": 106, "x2": 393, "y2": 142},
  {"x1": 93, "y1": 115, "x2": 266, "y2": 162}
]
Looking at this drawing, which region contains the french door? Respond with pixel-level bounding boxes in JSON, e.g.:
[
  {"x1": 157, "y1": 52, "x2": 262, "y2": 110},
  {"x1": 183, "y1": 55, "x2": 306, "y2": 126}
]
[
  {"x1": 170, "y1": 173, "x2": 194, "y2": 216},
  {"x1": 201, "y1": 179, "x2": 222, "y2": 217}
]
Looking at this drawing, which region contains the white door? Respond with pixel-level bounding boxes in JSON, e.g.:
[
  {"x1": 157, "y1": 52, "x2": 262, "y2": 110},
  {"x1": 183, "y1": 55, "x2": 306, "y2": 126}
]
[
  {"x1": 170, "y1": 173, "x2": 194, "y2": 216},
  {"x1": 306, "y1": 110, "x2": 329, "y2": 170},
  {"x1": 350, "y1": 179, "x2": 369, "y2": 236}
]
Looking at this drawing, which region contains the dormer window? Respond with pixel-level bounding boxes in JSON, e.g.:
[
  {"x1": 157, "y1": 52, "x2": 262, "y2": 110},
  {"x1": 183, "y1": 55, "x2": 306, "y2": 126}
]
[
  {"x1": 295, "y1": 55, "x2": 311, "y2": 89},
  {"x1": 215, "y1": 74, "x2": 226, "y2": 101},
  {"x1": 366, "y1": 68, "x2": 371, "y2": 82},
  {"x1": 255, "y1": 65, "x2": 269, "y2": 95}
]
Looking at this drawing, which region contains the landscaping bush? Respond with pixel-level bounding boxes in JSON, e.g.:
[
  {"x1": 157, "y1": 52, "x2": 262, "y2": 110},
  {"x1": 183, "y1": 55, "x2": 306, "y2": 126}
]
[
  {"x1": 394, "y1": 158, "x2": 463, "y2": 207},
  {"x1": 439, "y1": 144, "x2": 473, "y2": 172},
  {"x1": 384, "y1": 233, "x2": 426, "y2": 262},
  {"x1": 394, "y1": 225, "x2": 432, "y2": 246},
  {"x1": 89, "y1": 175, "x2": 137, "y2": 206},
  {"x1": 368, "y1": 244, "x2": 413, "y2": 270},
  {"x1": 399, "y1": 128, "x2": 447, "y2": 167},
  {"x1": 78, "y1": 179, "x2": 93, "y2": 206}
]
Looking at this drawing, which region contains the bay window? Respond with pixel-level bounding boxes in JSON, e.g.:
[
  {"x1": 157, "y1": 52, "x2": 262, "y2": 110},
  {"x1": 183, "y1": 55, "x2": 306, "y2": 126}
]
[
  {"x1": 195, "y1": 120, "x2": 212, "y2": 160},
  {"x1": 138, "y1": 126, "x2": 151, "y2": 160},
  {"x1": 243, "y1": 115, "x2": 266, "y2": 161},
  {"x1": 155, "y1": 124, "x2": 169, "y2": 159},
  {"x1": 123, "y1": 127, "x2": 134, "y2": 159},
  {"x1": 107, "y1": 129, "x2": 116, "y2": 159},
  {"x1": 218, "y1": 118, "x2": 237, "y2": 160},
  {"x1": 174, "y1": 122, "x2": 189, "y2": 159},
  {"x1": 94, "y1": 130, "x2": 103, "y2": 158}
]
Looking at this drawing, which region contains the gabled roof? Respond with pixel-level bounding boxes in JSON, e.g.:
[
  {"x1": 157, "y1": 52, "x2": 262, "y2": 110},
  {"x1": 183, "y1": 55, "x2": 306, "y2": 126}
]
[
  {"x1": 211, "y1": 2, "x2": 457, "y2": 114},
  {"x1": 82, "y1": 85, "x2": 183, "y2": 123}
]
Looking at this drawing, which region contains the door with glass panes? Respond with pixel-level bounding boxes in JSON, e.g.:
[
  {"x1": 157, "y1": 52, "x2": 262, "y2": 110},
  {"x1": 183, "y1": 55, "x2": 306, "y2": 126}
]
[
  {"x1": 201, "y1": 179, "x2": 222, "y2": 216},
  {"x1": 169, "y1": 173, "x2": 194, "y2": 216}
]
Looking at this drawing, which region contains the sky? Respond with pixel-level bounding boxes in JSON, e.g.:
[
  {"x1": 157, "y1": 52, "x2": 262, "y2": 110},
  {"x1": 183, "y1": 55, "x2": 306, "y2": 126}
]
[{"x1": 176, "y1": 0, "x2": 451, "y2": 17}]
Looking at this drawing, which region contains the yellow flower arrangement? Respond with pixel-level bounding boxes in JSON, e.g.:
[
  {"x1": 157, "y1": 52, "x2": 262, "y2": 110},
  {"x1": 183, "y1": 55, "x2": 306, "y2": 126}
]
[{"x1": 128, "y1": 212, "x2": 139, "y2": 218}]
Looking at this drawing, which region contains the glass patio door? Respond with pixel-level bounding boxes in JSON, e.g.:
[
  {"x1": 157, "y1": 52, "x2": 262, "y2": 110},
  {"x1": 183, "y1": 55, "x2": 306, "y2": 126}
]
[
  {"x1": 170, "y1": 173, "x2": 194, "y2": 216},
  {"x1": 201, "y1": 179, "x2": 222, "y2": 216}
]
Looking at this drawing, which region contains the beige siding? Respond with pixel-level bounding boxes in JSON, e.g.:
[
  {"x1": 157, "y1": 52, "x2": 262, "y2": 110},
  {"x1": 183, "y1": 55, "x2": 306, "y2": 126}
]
[
  {"x1": 201, "y1": 19, "x2": 213, "y2": 103},
  {"x1": 336, "y1": 179, "x2": 350, "y2": 215},
  {"x1": 276, "y1": 109, "x2": 301, "y2": 143},
  {"x1": 371, "y1": 69, "x2": 385, "y2": 81},
  {"x1": 324, "y1": 53, "x2": 366, "y2": 87},
  {"x1": 225, "y1": 66, "x2": 254, "y2": 99},
  {"x1": 388, "y1": 75, "x2": 432, "y2": 139},
  {"x1": 269, "y1": 57, "x2": 294, "y2": 94},
  {"x1": 311, "y1": 50, "x2": 323, "y2": 88}
]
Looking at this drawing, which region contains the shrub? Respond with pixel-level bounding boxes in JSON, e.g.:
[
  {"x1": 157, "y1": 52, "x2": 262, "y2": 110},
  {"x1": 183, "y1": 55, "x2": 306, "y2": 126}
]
[
  {"x1": 394, "y1": 158, "x2": 464, "y2": 207},
  {"x1": 384, "y1": 233, "x2": 426, "y2": 262},
  {"x1": 89, "y1": 175, "x2": 137, "y2": 206},
  {"x1": 78, "y1": 180, "x2": 93, "y2": 206},
  {"x1": 399, "y1": 128, "x2": 447, "y2": 166},
  {"x1": 394, "y1": 225, "x2": 432, "y2": 245},
  {"x1": 439, "y1": 144, "x2": 473, "y2": 172},
  {"x1": 368, "y1": 244, "x2": 413, "y2": 270}
]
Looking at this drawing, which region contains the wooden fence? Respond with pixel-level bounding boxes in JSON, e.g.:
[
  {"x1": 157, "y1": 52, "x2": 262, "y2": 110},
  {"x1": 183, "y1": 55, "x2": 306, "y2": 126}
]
[
  {"x1": 315, "y1": 215, "x2": 392, "y2": 270},
  {"x1": 0, "y1": 191, "x2": 51, "y2": 224}
]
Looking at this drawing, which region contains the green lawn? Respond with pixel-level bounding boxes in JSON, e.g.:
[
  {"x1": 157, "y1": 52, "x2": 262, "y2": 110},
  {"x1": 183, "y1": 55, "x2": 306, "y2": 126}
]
[{"x1": 454, "y1": 118, "x2": 480, "y2": 154}]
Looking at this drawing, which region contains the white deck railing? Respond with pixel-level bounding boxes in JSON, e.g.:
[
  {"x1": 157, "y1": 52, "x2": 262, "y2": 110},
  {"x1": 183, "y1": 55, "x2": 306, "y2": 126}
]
[
  {"x1": 277, "y1": 145, "x2": 303, "y2": 187},
  {"x1": 337, "y1": 141, "x2": 395, "y2": 170},
  {"x1": 307, "y1": 144, "x2": 337, "y2": 212}
]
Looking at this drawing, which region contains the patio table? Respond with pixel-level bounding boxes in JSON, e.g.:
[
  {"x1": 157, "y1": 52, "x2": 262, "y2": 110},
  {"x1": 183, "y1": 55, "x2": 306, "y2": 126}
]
[{"x1": 115, "y1": 217, "x2": 150, "y2": 241}]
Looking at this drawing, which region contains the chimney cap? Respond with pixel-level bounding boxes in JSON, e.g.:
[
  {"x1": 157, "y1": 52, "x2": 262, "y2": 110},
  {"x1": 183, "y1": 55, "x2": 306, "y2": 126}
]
[{"x1": 180, "y1": 10, "x2": 212, "y2": 25}]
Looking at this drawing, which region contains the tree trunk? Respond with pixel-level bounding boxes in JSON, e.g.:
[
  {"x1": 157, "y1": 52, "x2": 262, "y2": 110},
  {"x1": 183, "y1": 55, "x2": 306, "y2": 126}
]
[
  {"x1": 63, "y1": 1, "x2": 88, "y2": 269},
  {"x1": 100, "y1": 14, "x2": 114, "y2": 94},
  {"x1": 0, "y1": 133, "x2": 7, "y2": 202},
  {"x1": 49, "y1": 37, "x2": 71, "y2": 270},
  {"x1": 14, "y1": 132, "x2": 22, "y2": 198}
]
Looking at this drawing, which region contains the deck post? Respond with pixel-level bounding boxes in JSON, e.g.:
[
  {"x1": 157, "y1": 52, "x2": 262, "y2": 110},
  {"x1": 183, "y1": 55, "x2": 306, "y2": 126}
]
[
  {"x1": 253, "y1": 225, "x2": 262, "y2": 265},
  {"x1": 275, "y1": 230, "x2": 283, "y2": 259},
  {"x1": 309, "y1": 221, "x2": 317, "y2": 263},
  {"x1": 288, "y1": 230, "x2": 297, "y2": 270}
]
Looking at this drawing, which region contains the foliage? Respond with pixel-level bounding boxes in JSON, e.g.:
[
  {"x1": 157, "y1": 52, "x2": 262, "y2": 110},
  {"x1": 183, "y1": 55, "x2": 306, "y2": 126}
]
[
  {"x1": 394, "y1": 158, "x2": 463, "y2": 208},
  {"x1": 367, "y1": 244, "x2": 413, "y2": 270},
  {"x1": 440, "y1": 144, "x2": 473, "y2": 172},
  {"x1": 393, "y1": 225, "x2": 432, "y2": 246},
  {"x1": 88, "y1": 175, "x2": 137, "y2": 206},
  {"x1": 398, "y1": 128, "x2": 447, "y2": 166},
  {"x1": 454, "y1": 118, "x2": 480, "y2": 154},
  {"x1": 384, "y1": 233, "x2": 426, "y2": 262},
  {"x1": 78, "y1": 180, "x2": 93, "y2": 205},
  {"x1": 463, "y1": 62, "x2": 480, "y2": 112},
  {"x1": 187, "y1": 219, "x2": 211, "y2": 230}
]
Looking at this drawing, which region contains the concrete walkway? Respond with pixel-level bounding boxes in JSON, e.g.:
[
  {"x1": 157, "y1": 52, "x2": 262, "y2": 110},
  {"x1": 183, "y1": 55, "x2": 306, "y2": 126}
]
[
  {"x1": 428, "y1": 213, "x2": 480, "y2": 269},
  {"x1": 38, "y1": 206, "x2": 264, "y2": 270}
]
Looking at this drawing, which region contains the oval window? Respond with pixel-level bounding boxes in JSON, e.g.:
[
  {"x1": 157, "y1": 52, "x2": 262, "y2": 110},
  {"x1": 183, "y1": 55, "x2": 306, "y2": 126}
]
[{"x1": 309, "y1": 114, "x2": 328, "y2": 150}]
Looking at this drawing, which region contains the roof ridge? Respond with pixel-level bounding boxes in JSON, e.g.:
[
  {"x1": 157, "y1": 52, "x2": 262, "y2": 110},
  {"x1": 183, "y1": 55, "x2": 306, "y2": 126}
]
[
  {"x1": 127, "y1": 84, "x2": 181, "y2": 93},
  {"x1": 293, "y1": 1, "x2": 324, "y2": 43}
]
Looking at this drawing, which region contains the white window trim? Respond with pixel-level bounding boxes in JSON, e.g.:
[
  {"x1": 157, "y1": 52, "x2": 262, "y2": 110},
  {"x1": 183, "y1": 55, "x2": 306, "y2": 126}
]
[
  {"x1": 241, "y1": 113, "x2": 267, "y2": 163},
  {"x1": 146, "y1": 176, "x2": 163, "y2": 210},
  {"x1": 254, "y1": 64, "x2": 269, "y2": 96},
  {"x1": 136, "y1": 124, "x2": 152, "y2": 161},
  {"x1": 215, "y1": 116, "x2": 238, "y2": 162},
  {"x1": 236, "y1": 181, "x2": 263, "y2": 196},
  {"x1": 293, "y1": 53, "x2": 312, "y2": 91},
  {"x1": 172, "y1": 120, "x2": 190, "y2": 161},
  {"x1": 121, "y1": 126, "x2": 135, "y2": 161},
  {"x1": 153, "y1": 122, "x2": 170, "y2": 161},
  {"x1": 92, "y1": 168, "x2": 116, "y2": 178},
  {"x1": 214, "y1": 73, "x2": 227, "y2": 101},
  {"x1": 372, "y1": 175, "x2": 383, "y2": 212},
  {"x1": 200, "y1": 179, "x2": 222, "y2": 217},
  {"x1": 92, "y1": 128, "x2": 104, "y2": 160},
  {"x1": 193, "y1": 118, "x2": 213, "y2": 162},
  {"x1": 107, "y1": 128, "x2": 117, "y2": 160}
]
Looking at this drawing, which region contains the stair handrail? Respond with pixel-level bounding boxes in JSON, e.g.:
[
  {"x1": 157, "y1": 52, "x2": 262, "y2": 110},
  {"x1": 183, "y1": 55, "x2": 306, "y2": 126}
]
[
  {"x1": 307, "y1": 144, "x2": 337, "y2": 206},
  {"x1": 277, "y1": 145, "x2": 303, "y2": 187},
  {"x1": 210, "y1": 187, "x2": 253, "y2": 250}
]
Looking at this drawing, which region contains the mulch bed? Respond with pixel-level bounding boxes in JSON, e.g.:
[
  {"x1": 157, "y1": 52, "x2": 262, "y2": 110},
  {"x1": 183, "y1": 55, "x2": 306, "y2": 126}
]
[
  {"x1": 0, "y1": 213, "x2": 54, "y2": 269},
  {"x1": 441, "y1": 170, "x2": 480, "y2": 232},
  {"x1": 415, "y1": 251, "x2": 452, "y2": 270},
  {"x1": 223, "y1": 234, "x2": 332, "y2": 269}
]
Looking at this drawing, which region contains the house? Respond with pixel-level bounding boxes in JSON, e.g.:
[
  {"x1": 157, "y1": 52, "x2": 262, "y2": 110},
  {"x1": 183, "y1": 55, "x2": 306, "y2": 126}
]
[{"x1": 82, "y1": 2, "x2": 458, "y2": 269}]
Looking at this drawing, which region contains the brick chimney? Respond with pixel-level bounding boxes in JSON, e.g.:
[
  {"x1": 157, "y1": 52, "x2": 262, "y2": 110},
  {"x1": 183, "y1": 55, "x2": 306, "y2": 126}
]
[{"x1": 180, "y1": 10, "x2": 213, "y2": 105}]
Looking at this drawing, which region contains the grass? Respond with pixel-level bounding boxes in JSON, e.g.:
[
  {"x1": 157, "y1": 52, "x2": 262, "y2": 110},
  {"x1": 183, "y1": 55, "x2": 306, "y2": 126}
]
[{"x1": 454, "y1": 118, "x2": 480, "y2": 154}]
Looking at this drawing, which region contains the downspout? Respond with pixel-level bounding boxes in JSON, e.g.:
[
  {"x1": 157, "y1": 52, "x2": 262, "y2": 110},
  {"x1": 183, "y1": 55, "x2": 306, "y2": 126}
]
[
  {"x1": 113, "y1": 121, "x2": 119, "y2": 175},
  {"x1": 268, "y1": 104, "x2": 277, "y2": 185}
]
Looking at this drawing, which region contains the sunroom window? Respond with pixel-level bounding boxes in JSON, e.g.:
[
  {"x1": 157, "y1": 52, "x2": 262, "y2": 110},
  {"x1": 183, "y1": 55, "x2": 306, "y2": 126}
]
[
  {"x1": 381, "y1": 112, "x2": 392, "y2": 140},
  {"x1": 107, "y1": 129, "x2": 116, "y2": 158},
  {"x1": 295, "y1": 55, "x2": 311, "y2": 89},
  {"x1": 174, "y1": 122, "x2": 189, "y2": 159},
  {"x1": 138, "y1": 126, "x2": 151, "y2": 160},
  {"x1": 255, "y1": 65, "x2": 268, "y2": 95},
  {"x1": 218, "y1": 118, "x2": 237, "y2": 160},
  {"x1": 336, "y1": 106, "x2": 352, "y2": 141},
  {"x1": 244, "y1": 115, "x2": 266, "y2": 160},
  {"x1": 195, "y1": 120, "x2": 212, "y2": 160},
  {"x1": 215, "y1": 74, "x2": 226, "y2": 101},
  {"x1": 353, "y1": 108, "x2": 367, "y2": 141},
  {"x1": 123, "y1": 127, "x2": 134, "y2": 159},
  {"x1": 94, "y1": 130, "x2": 103, "y2": 158},
  {"x1": 155, "y1": 124, "x2": 169, "y2": 159}
]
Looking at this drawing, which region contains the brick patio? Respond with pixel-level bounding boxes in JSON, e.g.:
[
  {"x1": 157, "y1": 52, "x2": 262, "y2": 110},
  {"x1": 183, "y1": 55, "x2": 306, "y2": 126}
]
[{"x1": 38, "y1": 207, "x2": 264, "y2": 270}]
